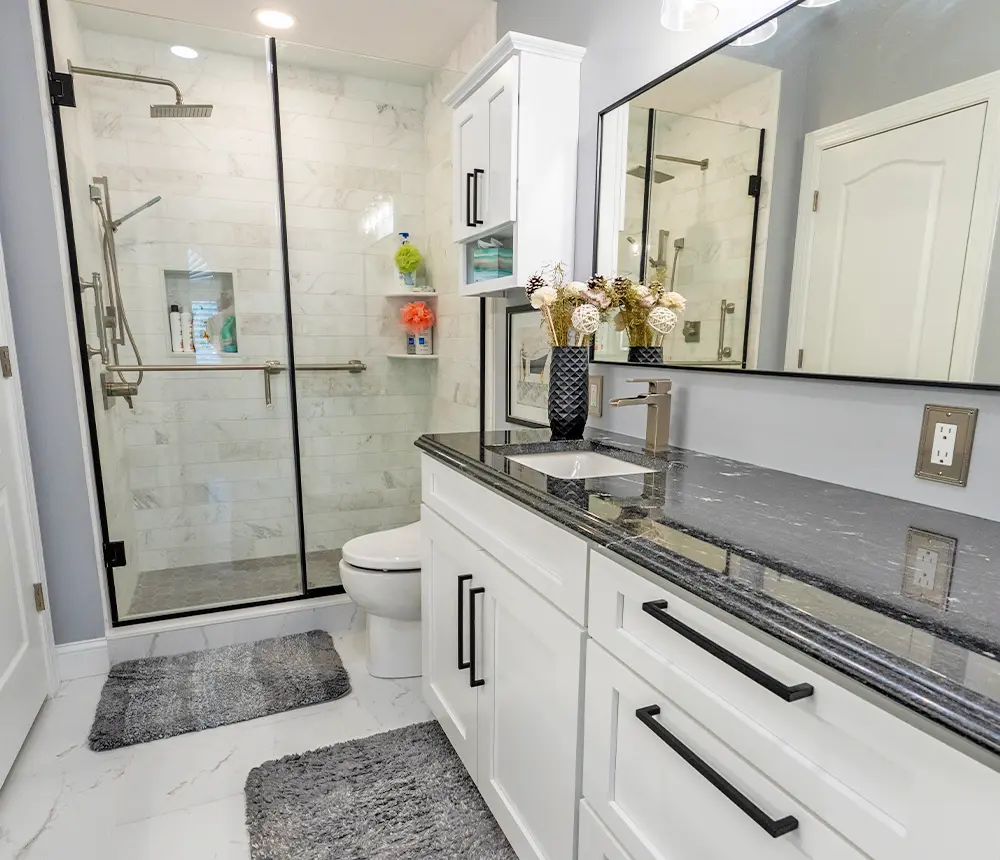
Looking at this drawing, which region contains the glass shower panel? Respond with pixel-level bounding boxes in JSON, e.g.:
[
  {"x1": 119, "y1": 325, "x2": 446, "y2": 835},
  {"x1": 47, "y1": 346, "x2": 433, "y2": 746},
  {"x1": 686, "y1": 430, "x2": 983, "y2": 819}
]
[
  {"x1": 54, "y1": 3, "x2": 303, "y2": 621},
  {"x1": 274, "y1": 43, "x2": 464, "y2": 590},
  {"x1": 646, "y1": 109, "x2": 763, "y2": 365}
]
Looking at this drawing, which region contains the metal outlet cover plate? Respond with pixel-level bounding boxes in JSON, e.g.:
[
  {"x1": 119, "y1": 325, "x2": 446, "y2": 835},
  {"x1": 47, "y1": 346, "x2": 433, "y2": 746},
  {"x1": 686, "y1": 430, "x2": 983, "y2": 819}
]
[{"x1": 914, "y1": 404, "x2": 978, "y2": 486}]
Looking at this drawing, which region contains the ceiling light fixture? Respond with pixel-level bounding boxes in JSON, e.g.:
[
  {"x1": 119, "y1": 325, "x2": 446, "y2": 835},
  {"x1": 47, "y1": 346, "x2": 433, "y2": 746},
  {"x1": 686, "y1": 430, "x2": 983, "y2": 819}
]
[
  {"x1": 254, "y1": 9, "x2": 297, "y2": 29},
  {"x1": 733, "y1": 18, "x2": 778, "y2": 46},
  {"x1": 660, "y1": 0, "x2": 719, "y2": 32},
  {"x1": 170, "y1": 45, "x2": 198, "y2": 59},
  {"x1": 800, "y1": 0, "x2": 841, "y2": 6}
]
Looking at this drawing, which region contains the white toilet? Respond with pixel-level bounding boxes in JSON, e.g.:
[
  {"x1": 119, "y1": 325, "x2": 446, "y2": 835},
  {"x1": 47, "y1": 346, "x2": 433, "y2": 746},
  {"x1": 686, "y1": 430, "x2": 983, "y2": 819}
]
[{"x1": 339, "y1": 522, "x2": 422, "y2": 679}]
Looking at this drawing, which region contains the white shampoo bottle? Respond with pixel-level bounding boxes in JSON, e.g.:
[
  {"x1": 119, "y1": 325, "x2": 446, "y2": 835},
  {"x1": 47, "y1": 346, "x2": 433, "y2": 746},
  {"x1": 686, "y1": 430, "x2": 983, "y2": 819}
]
[{"x1": 169, "y1": 304, "x2": 183, "y2": 353}]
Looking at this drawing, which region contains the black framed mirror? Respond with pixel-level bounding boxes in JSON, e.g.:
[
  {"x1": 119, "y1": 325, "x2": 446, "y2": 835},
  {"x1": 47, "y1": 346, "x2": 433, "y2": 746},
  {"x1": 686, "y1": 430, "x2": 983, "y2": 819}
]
[{"x1": 592, "y1": 0, "x2": 1000, "y2": 390}]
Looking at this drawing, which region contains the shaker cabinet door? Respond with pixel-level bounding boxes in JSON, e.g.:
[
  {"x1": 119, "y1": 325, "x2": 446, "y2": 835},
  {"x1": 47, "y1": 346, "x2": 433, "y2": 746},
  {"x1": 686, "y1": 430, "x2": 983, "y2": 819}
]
[
  {"x1": 421, "y1": 506, "x2": 480, "y2": 778},
  {"x1": 475, "y1": 551, "x2": 585, "y2": 860}
]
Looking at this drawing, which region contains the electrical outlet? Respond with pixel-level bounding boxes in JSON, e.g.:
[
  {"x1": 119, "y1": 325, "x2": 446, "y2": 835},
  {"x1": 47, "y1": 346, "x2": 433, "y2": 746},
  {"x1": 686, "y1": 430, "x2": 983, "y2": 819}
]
[
  {"x1": 901, "y1": 528, "x2": 956, "y2": 608},
  {"x1": 588, "y1": 375, "x2": 604, "y2": 417},
  {"x1": 931, "y1": 422, "x2": 957, "y2": 466},
  {"x1": 915, "y1": 405, "x2": 978, "y2": 486}
]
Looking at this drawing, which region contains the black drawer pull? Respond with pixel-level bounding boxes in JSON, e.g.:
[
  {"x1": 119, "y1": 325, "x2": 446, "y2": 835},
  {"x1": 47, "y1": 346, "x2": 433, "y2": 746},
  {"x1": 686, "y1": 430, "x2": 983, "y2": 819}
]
[
  {"x1": 469, "y1": 587, "x2": 485, "y2": 688},
  {"x1": 642, "y1": 600, "x2": 814, "y2": 702},
  {"x1": 473, "y1": 168, "x2": 485, "y2": 225},
  {"x1": 465, "y1": 173, "x2": 476, "y2": 227},
  {"x1": 458, "y1": 575, "x2": 472, "y2": 671},
  {"x1": 636, "y1": 705, "x2": 799, "y2": 839}
]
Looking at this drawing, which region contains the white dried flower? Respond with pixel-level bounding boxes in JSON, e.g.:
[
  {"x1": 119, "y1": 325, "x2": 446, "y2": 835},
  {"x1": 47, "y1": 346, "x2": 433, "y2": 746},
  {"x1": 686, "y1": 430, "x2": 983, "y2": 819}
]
[
  {"x1": 529, "y1": 285, "x2": 558, "y2": 309},
  {"x1": 648, "y1": 306, "x2": 678, "y2": 335},
  {"x1": 660, "y1": 291, "x2": 687, "y2": 312},
  {"x1": 633, "y1": 285, "x2": 651, "y2": 298},
  {"x1": 565, "y1": 281, "x2": 588, "y2": 294},
  {"x1": 571, "y1": 304, "x2": 601, "y2": 336}
]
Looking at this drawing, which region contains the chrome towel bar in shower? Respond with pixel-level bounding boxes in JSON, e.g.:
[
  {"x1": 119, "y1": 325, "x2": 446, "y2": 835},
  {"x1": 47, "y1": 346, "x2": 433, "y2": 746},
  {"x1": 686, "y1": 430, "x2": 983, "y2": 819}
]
[{"x1": 101, "y1": 359, "x2": 366, "y2": 408}]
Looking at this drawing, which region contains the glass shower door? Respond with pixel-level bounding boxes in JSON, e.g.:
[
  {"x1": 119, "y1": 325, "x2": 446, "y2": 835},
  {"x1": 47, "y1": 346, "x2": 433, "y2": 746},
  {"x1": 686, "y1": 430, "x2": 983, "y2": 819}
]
[{"x1": 55, "y1": 4, "x2": 305, "y2": 621}]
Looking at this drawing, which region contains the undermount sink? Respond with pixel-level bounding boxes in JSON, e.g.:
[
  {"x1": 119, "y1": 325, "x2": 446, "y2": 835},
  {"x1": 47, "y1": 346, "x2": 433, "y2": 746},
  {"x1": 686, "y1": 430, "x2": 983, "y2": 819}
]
[{"x1": 506, "y1": 450, "x2": 654, "y2": 480}]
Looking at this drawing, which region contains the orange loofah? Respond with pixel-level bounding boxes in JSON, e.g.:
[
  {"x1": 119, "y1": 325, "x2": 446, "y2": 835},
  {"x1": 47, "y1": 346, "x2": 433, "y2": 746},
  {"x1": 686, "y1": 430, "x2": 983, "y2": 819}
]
[{"x1": 400, "y1": 300, "x2": 435, "y2": 334}]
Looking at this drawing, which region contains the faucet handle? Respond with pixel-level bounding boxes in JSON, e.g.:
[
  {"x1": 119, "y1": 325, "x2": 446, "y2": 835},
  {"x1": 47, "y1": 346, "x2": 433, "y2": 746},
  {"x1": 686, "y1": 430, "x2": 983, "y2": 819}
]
[{"x1": 625, "y1": 377, "x2": 672, "y2": 394}]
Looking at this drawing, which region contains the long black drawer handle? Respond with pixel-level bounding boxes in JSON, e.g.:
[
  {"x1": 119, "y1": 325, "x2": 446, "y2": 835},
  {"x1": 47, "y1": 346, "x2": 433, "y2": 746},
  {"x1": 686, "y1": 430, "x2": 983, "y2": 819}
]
[
  {"x1": 642, "y1": 600, "x2": 814, "y2": 702},
  {"x1": 458, "y1": 575, "x2": 472, "y2": 671},
  {"x1": 465, "y1": 173, "x2": 476, "y2": 227},
  {"x1": 473, "y1": 168, "x2": 485, "y2": 225},
  {"x1": 469, "y1": 586, "x2": 485, "y2": 688},
  {"x1": 636, "y1": 705, "x2": 799, "y2": 838}
]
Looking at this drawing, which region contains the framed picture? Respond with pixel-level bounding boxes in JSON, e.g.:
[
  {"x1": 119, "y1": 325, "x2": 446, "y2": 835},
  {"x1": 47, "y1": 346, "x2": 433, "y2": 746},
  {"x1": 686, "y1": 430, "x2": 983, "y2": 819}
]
[
  {"x1": 900, "y1": 527, "x2": 957, "y2": 609},
  {"x1": 506, "y1": 305, "x2": 551, "y2": 427}
]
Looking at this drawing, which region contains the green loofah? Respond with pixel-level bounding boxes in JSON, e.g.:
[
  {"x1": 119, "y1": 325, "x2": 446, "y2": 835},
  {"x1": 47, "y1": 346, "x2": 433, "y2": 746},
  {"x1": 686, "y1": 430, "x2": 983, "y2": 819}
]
[{"x1": 394, "y1": 243, "x2": 423, "y2": 274}]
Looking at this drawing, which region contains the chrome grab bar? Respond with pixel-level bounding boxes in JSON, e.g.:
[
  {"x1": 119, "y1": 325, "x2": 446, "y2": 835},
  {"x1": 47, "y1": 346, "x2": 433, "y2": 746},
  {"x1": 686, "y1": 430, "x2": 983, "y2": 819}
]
[
  {"x1": 717, "y1": 300, "x2": 735, "y2": 361},
  {"x1": 102, "y1": 359, "x2": 366, "y2": 407}
]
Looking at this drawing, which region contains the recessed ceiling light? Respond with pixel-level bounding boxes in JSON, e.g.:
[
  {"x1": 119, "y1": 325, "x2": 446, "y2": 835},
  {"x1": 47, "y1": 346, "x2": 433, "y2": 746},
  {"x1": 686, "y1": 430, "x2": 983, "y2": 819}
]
[
  {"x1": 254, "y1": 9, "x2": 297, "y2": 29},
  {"x1": 733, "y1": 18, "x2": 778, "y2": 46},
  {"x1": 170, "y1": 45, "x2": 198, "y2": 59},
  {"x1": 660, "y1": 0, "x2": 719, "y2": 31}
]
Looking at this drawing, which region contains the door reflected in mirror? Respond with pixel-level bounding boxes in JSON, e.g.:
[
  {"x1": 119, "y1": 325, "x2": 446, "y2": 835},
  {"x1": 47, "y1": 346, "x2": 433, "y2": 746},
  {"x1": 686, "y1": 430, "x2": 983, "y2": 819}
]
[{"x1": 594, "y1": 0, "x2": 1000, "y2": 387}]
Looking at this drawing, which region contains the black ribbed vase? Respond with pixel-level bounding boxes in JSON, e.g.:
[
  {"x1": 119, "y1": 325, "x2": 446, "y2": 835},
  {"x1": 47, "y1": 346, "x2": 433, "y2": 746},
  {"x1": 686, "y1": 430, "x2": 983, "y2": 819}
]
[
  {"x1": 628, "y1": 345, "x2": 663, "y2": 365},
  {"x1": 547, "y1": 346, "x2": 590, "y2": 441}
]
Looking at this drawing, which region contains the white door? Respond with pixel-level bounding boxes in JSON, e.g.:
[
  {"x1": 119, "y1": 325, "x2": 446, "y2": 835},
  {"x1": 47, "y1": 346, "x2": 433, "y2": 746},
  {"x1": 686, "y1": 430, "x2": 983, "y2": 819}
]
[
  {"x1": 421, "y1": 506, "x2": 480, "y2": 777},
  {"x1": 478, "y1": 56, "x2": 519, "y2": 231},
  {"x1": 790, "y1": 104, "x2": 987, "y2": 379},
  {"x1": 0, "y1": 241, "x2": 50, "y2": 785},
  {"x1": 476, "y1": 550, "x2": 585, "y2": 860}
]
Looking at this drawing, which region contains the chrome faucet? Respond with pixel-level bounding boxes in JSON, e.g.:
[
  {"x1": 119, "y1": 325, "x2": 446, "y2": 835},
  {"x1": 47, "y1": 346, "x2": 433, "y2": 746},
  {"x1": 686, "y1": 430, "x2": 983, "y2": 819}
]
[{"x1": 609, "y1": 377, "x2": 672, "y2": 455}]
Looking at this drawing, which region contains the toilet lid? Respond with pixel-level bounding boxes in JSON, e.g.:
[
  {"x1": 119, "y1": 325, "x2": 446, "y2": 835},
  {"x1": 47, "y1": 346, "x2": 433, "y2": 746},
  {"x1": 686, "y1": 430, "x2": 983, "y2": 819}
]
[{"x1": 342, "y1": 522, "x2": 421, "y2": 571}]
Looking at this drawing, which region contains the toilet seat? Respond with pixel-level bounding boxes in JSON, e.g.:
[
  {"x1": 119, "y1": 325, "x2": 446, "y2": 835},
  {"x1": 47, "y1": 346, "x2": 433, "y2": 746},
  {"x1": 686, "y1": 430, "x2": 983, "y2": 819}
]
[{"x1": 341, "y1": 522, "x2": 421, "y2": 572}]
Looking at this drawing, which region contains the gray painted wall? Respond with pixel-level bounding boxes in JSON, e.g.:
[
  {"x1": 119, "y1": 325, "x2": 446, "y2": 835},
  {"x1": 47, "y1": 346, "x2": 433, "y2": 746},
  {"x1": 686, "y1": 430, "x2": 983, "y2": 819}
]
[
  {"x1": 0, "y1": 0, "x2": 107, "y2": 644},
  {"x1": 494, "y1": 0, "x2": 1000, "y2": 521}
]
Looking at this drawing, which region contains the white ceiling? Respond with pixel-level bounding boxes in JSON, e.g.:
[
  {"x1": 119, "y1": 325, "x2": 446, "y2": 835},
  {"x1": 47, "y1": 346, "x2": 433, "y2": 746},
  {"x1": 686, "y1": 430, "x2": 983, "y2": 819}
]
[
  {"x1": 634, "y1": 54, "x2": 777, "y2": 116},
  {"x1": 71, "y1": 0, "x2": 495, "y2": 69}
]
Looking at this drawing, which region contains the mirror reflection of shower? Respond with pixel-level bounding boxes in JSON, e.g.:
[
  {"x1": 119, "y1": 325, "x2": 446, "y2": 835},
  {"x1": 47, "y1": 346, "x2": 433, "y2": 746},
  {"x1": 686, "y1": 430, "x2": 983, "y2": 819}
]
[{"x1": 70, "y1": 61, "x2": 215, "y2": 407}]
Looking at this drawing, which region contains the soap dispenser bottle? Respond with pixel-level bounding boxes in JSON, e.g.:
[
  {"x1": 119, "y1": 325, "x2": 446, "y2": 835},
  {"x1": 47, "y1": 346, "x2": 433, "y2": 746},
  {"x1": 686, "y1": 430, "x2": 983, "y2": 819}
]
[{"x1": 169, "y1": 304, "x2": 183, "y2": 353}]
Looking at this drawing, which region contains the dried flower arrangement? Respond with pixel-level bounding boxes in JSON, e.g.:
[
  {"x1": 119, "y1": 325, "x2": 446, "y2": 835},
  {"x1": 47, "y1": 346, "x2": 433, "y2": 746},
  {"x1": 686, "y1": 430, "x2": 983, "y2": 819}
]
[
  {"x1": 589, "y1": 275, "x2": 687, "y2": 347},
  {"x1": 400, "y1": 300, "x2": 435, "y2": 333},
  {"x1": 525, "y1": 262, "x2": 612, "y2": 347}
]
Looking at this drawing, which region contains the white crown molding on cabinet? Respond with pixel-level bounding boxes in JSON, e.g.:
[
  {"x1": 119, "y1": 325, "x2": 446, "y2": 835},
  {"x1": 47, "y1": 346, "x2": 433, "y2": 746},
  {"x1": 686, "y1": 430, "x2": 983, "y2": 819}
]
[{"x1": 443, "y1": 31, "x2": 586, "y2": 108}]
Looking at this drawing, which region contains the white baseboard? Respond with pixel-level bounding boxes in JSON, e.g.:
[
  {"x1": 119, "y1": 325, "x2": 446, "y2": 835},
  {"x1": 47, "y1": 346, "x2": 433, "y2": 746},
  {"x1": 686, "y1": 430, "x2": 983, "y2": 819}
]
[{"x1": 55, "y1": 638, "x2": 110, "y2": 682}]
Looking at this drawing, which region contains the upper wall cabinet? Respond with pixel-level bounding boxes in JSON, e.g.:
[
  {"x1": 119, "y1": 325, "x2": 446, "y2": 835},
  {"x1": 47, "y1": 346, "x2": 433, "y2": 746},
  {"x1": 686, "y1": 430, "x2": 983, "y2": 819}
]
[{"x1": 445, "y1": 33, "x2": 585, "y2": 297}]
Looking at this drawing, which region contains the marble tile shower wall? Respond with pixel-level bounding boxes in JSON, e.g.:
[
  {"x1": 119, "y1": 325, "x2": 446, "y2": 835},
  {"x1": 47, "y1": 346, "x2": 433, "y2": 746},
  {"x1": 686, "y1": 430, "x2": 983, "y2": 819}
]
[{"x1": 78, "y1": 29, "x2": 431, "y2": 575}]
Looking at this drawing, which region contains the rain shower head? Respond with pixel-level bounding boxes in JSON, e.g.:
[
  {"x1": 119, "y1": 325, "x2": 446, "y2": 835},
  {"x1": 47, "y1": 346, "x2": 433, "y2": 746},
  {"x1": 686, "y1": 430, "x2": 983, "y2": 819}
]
[
  {"x1": 151, "y1": 103, "x2": 213, "y2": 118},
  {"x1": 627, "y1": 166, "x2": 674, "y2": 184},
  {"x1": 68, "y1": 62, "x2": 214, "y2": 119}
]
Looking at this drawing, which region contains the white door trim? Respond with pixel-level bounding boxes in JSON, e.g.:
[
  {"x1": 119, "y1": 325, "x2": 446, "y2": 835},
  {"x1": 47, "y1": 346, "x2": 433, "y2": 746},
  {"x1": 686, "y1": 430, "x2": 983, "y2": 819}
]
[
  {"x1": 785, "y1": 70, "x2": 1000, "y2": 379},
  {"x1": 0, "y1": 242, "x2": 58, "y2": 698}
]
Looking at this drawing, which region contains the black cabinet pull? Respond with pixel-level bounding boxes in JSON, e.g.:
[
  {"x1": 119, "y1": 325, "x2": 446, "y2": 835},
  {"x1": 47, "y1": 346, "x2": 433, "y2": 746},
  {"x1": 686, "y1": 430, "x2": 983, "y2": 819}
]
[
  {"x1": 465, "y1": 172, "x2": 475, "y2": 227},
  {"x1": 473, "y1": 168, "x2": 485, "y2": 225},
  {"x1": 469, "y1": 586, "x2": 485, "y2": 688},
  {"x1": 642, "y1": 600, "x2": 814, "y2": 702},
  {"x1": 457, "y1": 575, "x2": 472, "y2": 671},
  {"x1": 636, "y1": 705, "x2": 799, "y2": 839}
]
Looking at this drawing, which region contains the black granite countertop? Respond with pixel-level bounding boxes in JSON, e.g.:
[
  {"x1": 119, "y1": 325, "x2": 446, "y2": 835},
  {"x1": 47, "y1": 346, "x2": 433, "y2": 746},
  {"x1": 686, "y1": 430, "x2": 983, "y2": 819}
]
[{"x1": 416, "y1": 428, "x2": 1000, "y2": 760}]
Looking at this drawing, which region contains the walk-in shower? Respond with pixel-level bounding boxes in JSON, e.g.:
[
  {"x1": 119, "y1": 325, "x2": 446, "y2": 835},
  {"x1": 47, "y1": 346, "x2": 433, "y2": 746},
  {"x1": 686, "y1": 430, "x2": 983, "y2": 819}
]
[{"x1": 51, "y1": 1, "x2": 480, "y2": 626}]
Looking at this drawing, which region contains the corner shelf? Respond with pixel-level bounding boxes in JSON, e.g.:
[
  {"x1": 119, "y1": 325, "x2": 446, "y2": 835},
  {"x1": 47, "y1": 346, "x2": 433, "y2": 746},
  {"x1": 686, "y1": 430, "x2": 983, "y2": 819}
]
[
  {"x1": 384, "y1": 291, "x2": 438, "y2": 298},
  {"x1": 387, "y1": 353, "x2": 439, "y2": 360}
]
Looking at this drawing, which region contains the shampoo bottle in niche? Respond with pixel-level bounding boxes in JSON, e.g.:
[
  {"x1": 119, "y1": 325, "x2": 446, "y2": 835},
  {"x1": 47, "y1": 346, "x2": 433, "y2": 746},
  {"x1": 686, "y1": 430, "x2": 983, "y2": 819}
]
[
  {"x1": 169, "y1": 304, "x2": 183, "y2": 353},
  {"x1": 180, "y1": 310, "x2": 193, "y2": 353}
]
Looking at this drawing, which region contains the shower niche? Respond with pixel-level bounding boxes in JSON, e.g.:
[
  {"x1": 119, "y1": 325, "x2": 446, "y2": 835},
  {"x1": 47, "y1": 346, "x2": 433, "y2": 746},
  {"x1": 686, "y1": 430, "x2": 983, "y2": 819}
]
[{"x1": 163, "y1": 270, "x2": 239, "y2": 356}]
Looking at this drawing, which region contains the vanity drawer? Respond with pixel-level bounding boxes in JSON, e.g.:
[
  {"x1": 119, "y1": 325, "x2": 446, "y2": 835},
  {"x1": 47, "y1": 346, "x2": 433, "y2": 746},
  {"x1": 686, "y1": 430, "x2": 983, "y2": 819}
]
[
  {"x1": 588, "y1": 551, "x2": 1000, "y2": 860},
  {"x1": 421, "y1": 455, "x2": 588, "y2": 622},
  {"x1": 582, "y1": 640, "x2": 864, "y2": 860},
  {"x1": 578, "y1": 800, "x2": 633, "y2": 860}
]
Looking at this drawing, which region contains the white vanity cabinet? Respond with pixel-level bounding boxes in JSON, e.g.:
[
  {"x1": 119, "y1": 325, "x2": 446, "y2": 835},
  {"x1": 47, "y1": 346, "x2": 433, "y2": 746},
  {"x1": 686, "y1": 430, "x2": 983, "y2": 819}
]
[
  {"x1": 422, "y1": 504, "x2": 585, "y2": 860},
  {"x1": 444, "y1": 33, "x2": 585, "y2": 296},
  {"x1": 419, "y1": 454, "x2": 1000, "y2": 860}
]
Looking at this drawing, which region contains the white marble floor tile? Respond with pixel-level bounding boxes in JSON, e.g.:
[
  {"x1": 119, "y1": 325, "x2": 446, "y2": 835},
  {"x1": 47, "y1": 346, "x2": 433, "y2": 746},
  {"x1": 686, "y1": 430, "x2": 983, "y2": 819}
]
[{"x1": 0, "y1": 631, "x2": 432, "y2": 860}]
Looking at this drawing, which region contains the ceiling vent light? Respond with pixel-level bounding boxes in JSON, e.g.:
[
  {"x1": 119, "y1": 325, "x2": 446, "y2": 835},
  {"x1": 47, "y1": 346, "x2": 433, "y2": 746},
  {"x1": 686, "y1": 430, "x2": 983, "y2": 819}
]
[
  {"x1": 254, "y1": 9, "x2": 297, "y2": 29},
  {"x1": 733, "y1": 18, "x2": 778, "y2": 46},
  {"x1": 660, "y1": 0, "x2": 719, "y2": 32},
  {"x1": 170, "y1": 45, "x2": 198, "y2": 59}
]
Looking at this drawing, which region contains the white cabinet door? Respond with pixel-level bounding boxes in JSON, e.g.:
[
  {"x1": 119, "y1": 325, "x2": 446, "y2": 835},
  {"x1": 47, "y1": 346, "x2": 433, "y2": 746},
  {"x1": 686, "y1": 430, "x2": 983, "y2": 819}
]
[
  {"x1": 583, "y1": 641, "x2": 866, "y2": 860},
  {"x1": 475, "y1": 549, "x2": 585, "y2": 860},
  {"x1": 0, "y1": 241, "x2": 50, "y2": 785},
  {"x1": 421, "y1": 506, "x2": 480, "y2": 778},
  {"x1": 477, "y1": 55, "x2": 519, "y2": 231},
  {"x1": 579, "y1": 800, "x2": 634, "y2": 860},
  {"x1": 452, "y1": 100, "x2": 488, "y2": 242}
]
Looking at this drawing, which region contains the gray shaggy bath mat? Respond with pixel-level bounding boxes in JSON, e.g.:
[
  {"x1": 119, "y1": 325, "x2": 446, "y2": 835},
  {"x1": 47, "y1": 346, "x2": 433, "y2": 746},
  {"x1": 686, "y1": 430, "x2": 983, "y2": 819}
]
[
  {"x1": 89, "y1": 630, "x2": 350, "y2": 751},
  {"x1": 244, "y1": 721, "x2": 516, "y2": 860}
]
